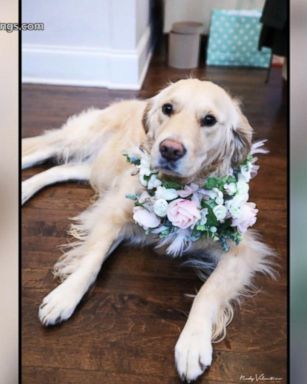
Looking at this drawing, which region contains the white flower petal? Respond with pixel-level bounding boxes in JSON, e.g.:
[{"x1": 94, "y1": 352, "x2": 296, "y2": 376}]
[
  {"x1": 224, "y1": 182, "x2": 236, "y2": 196},
  {"x1": 155, "y1": 186, "x2": 178, "y2": 201},
  {"x1": 153, "y1": 199, "x2": 168, "y2": 217},
  {"x1": 213, "y1": 204, "x2": 227, "y2": 221},
  {"x1": 147, "y1": 174, "x2": 162, "y2": 190},
  {"x1": 231, "y1": 202, "x2": 258, "y2": 233},
  {"x1": 133, "y1": 207, "x2": 160, "y2": 229}
]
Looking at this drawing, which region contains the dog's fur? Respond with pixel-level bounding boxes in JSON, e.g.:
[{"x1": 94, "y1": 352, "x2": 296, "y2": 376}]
[{"x1": 22, "y1": 79, "x2": 275, "y2": 382}]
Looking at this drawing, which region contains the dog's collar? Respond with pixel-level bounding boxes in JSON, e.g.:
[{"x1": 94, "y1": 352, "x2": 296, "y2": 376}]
[{"x1": 124, "y1": 140, "x2": 267, "y2": 255}]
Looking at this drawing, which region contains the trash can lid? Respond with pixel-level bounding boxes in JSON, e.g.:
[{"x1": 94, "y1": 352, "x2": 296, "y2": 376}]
[{"x1": 171, "y1": 21, "x2": 203, "y2": 34}]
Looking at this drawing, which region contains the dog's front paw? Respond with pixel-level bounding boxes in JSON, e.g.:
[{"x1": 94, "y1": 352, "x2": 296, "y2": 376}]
[
  {"x1": 175, "y1": 324, "x2": 212, "y2": 382},
  {"x1": 22, "y1": 179, "x2": 35, "y2": 205},
  {"x1": 39, "y1": 283, "x2": 80, "y2": 326}
]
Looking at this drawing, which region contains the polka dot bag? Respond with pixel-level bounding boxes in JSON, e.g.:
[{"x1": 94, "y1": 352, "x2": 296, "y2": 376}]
[{"x1": 206, "y1": 9, "x2": 271, "y2": 68}]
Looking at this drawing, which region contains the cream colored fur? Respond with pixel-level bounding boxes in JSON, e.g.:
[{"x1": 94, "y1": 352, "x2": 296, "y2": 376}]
[{"x1": 22, "y1": 79, "x2": 275, "y2": 383}]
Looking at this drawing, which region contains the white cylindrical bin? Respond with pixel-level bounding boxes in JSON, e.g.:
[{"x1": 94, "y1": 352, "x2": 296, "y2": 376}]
[{"x1": 168, "y1": 22, "x2": 203, "y2": 69}]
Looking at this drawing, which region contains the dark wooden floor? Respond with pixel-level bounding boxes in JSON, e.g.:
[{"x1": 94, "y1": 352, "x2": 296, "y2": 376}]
[{"x1": 22, "y1": 52, "x2": 287, "y2": 383}]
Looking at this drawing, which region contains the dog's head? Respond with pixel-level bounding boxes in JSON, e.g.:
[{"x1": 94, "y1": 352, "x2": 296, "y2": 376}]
[{"x1": 143, "y1": 79, "x2": 253, "y2": 179}]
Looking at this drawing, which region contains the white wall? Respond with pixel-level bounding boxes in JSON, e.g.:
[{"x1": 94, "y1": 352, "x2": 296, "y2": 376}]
[
  {"x1": 22, "y1": 0, "x2": 111, "y2": 48},
  {"x1": 136, "y1": 0, "x2": 151, "y2": 44},
  {"x1": 22, "y1": 0, "x2": 153, "y2": 89},
  {"x1": 164, "y1": 0, "x2": 265, "y2": 34}
]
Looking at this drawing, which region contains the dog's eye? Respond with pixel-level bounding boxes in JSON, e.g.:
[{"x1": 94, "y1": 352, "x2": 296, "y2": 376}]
[
  {"x1": 162, "y1": 103, "x2": 173, "y2": 116},
  {"x1": 200, "y1": 114, "x2": 217, "y2": 127}
]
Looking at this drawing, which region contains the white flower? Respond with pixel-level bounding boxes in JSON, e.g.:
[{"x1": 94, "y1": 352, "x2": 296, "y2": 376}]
[
  {"x1": 237, "y1": 179, "x2": 249, "y2": 194},
  {"x1": 240, "y1": 162, "x2": 252, "y2": 182},
  {"x1": 153, "y1": 199, "x2": 168, "y2": 217},
  {"x1": 200, "y1": 189, "x2": 216, "y2": 200},
  {"x1": 226, "y1": 202, "x2": 241, "y2": 219},
  {"x1": 235, "y1": 180, "x2": 249, "y2": 205},
  {"x1": 140, "y1": 155, "x2": 151, "y2": 174},
  {"x1": 147, "y1": 174, "x2": 162, "y2": 190},
  {"x1": 138, "y1": 154, "x2": 152, "y2": 186},
  {"x1": 231, "y1": 202, "x2": 258, "y2": 233},
  {"x1": 133, "y1": 206, "x2": 160, "y2": 229},
  {"x1": 140, "y1": 166, "x2": 151, "y2": 177},
  {"x1": 225, "y1": 192, "x2": 248, "y2": 219},
  {"x1": 139, "y1": 170, "x2": 149, "y2": 186},
  {"x1": 213, "y1": 204, "x2": 227, "y2": 222},
  {"x1": 212, "y1": 188, "x2": 224, "y2": 205},
  {"x1": 138, "y1": 191, "x2": 151, "y2": 203},
  {"x1": 199, "y1": 208, "x2": 208, "y2": 225},
  {"x1": 155, "y1": 186, "x2": 178, "y2": 201},
  {"x1": 224, "y1": 182, "x2": 236, "y2": 196},
  {"x1": 200, "y1": 188, "x2": 223, "y2": 204}
]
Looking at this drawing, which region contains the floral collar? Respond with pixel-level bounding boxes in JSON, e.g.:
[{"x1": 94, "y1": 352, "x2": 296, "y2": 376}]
[{"x1": 124, "y1": 141, "x2": 267, "y2": 255}]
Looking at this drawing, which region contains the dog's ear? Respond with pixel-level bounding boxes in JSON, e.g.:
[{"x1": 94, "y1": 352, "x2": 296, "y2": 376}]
[
  {"x1": 142, "y1": 101, "x2": 151, "y2": 134},
  {"x1": 231, "y1": 104, "x2": 253, "y2": 166},
  {"x1": 142, "y1": 99, "x2": 157, "y2": 140}
]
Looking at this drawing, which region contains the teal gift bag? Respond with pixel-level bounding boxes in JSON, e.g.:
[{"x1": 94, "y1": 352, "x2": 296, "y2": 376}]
[{"x1": 206, "y1": 9, "x2": 271, "y2": 68}]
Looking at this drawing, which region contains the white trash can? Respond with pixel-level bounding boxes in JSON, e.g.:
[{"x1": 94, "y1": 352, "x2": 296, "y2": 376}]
[{"x1": 168, "y1": 22, "x2": 203, "y2": 69}]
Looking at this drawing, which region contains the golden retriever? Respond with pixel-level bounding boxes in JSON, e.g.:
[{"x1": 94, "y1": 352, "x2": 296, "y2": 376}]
[{"x1": 22, "y1": 79, "x2": 275, "y2": 382}]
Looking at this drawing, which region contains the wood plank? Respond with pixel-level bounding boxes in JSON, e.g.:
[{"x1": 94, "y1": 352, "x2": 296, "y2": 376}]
[{"x1": 23, "y1": 366, "x2": 238, "y2": 384}]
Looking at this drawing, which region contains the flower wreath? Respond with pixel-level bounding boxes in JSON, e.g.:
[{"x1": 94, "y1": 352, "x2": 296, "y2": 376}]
[{"x1": 124, "y1": 141, "x2": 267, "y2": 255}]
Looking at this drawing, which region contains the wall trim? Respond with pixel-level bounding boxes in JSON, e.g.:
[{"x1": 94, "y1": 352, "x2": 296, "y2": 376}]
[{"x1": 22, "y1": 26, "x2": 153, "y2": 90}]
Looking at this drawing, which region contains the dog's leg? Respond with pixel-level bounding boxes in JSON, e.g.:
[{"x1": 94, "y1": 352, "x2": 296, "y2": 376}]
[
  {"x1": 39, "y1": 226, "x2": 118, "y2": 326},
  {"x1": 22, "y1": 108, "x2": 104, "y2": 170},
  {"x1": 22, "y1": 163, "x2": 91, "y2": 204},
  {"x1": 38, "y1": 174, "x2": 135, "y2": 326},
  {"x1": 22, "y1": 133, "x2": 63, "y2": 169},
  {"x1": 175, "y1": 232, "x2": 275, "y2": 382}
]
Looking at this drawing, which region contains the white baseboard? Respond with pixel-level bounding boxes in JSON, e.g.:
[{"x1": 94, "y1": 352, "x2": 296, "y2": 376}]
[{"x1": 22, "y1": 26, "x2": 153, "y2": 90}]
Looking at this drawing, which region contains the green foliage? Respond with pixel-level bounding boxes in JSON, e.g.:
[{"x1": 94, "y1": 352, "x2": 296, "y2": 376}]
[
  {"x1": 123, "y1": 153, "x2": 141, "y2": 165},
  {"x1": 203, "y1": 175, "x2": 237, "y2": 190},
  {"x1": 143, "y1": 174, "x2": 151, "y2": 181},
  {"x1": 124, "y1": 145, "x2": 258, "y2": 253},
  {"x1": 134, "y1": 201, "x2": 145, "y2": 207},
  {"x1": 125, "y1": 193, "x2": 138, "y2": 200},
  {"x1": 159, "y1": 228, "x2": 172, "y2": 238},
  {"x1": 196, "y1": 224, "x2": 207, "y2": 231},
  {"x1": 160, "y1": 180, "x2": 183, "y2": 190},
  {"x1": 201, "y1": 200, "x2": 218, "y2": 226}
]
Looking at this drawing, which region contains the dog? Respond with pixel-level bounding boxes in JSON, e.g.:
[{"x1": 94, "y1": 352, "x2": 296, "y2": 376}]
[{"x1": 22, "y1": 79, "x2": 275, "y2": 382}]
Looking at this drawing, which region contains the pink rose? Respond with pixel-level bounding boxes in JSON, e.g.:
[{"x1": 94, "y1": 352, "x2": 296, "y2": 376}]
[
  {"x1": 133, "y1": 207, "x2": 160, "y2": 229},
  {"x1": 231, "y1": 202, "x2": 258, "y2": 233},
  {"x1": 167, "y1": 199, "x2": 201, "y2": 229}
]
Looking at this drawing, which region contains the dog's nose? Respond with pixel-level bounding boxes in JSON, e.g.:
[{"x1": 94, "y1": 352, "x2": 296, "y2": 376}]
[{"x1": 159, "y1": 139, "x2": 186, "y2": 161}]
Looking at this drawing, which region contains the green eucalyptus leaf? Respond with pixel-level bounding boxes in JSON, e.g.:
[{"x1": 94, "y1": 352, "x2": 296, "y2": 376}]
[
  {"x1": 125, "y1": 193, "x2": 138, "y2": 200},
  {"x1": 134, "y1": 202, "x2": 145, "y2": 207},
  {"x1": 203, "y1": 177, "x2": 220, "y2": 189},
  {"x1": 226, "y1": 175, "x2": 237, "y2": 184},
  {"x1": 161, "y1": 180, "x2": 183, "y2": 190},
  {"x1": 123, "y1": 153, "x2": 141, "y2": 165},
  {"x1": 196, "y1": 224, "x2": 206, "y2": 231}
]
